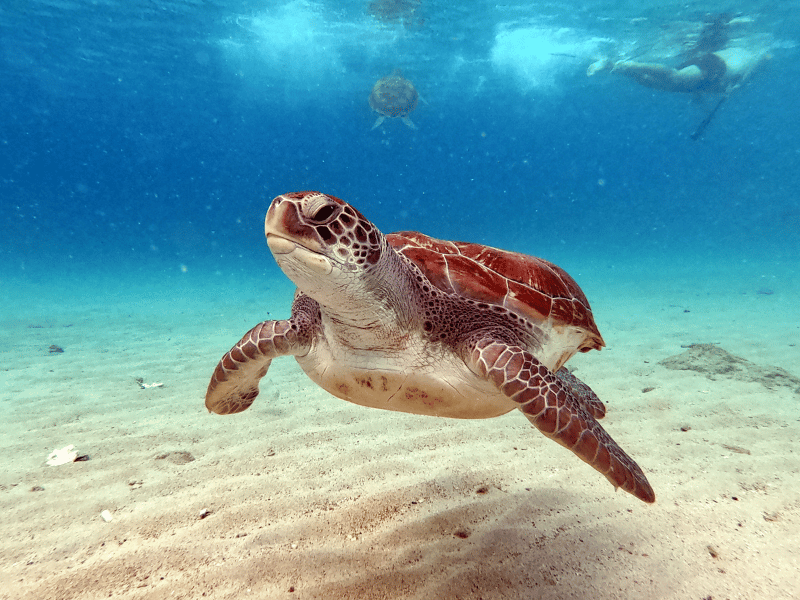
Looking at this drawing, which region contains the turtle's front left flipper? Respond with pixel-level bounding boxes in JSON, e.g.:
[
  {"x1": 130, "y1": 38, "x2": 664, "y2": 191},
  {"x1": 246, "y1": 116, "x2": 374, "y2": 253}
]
[
  {"x1": 205, "y1": 295, "x2": 319, "y2": 415},
  {"x1": 468, "y1": 339, "x2": 655, "y2": 503}
]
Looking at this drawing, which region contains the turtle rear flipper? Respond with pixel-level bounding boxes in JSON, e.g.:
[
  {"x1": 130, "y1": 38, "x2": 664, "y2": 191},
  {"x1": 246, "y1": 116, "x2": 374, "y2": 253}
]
[{"x1": 555, "y1": 367, "x2": 606, "y2": 419}]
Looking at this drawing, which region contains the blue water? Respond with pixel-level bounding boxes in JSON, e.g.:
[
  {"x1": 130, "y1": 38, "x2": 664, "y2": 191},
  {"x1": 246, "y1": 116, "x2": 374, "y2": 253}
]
[
  {"x1": 1, "y1": 0, "x2": 798, "y2": 285},
  {"x1": 2, "y1": 5, "x2": 799, "y2": 596}
]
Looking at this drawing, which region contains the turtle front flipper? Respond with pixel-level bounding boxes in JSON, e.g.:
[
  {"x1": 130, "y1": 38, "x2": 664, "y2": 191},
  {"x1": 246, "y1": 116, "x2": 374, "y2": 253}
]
[
  {"x1": 205, "y1": 294, "x2": 319, "y2": 415},
  {"x1": 468, "y1": 339, "x2": 655, "y2": 503}
]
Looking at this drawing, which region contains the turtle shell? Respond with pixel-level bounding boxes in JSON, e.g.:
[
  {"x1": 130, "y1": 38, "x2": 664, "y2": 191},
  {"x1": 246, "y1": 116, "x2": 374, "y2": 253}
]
[
  {"x1": 387, "y1": 231, "x2": 605, "y2": 353},
  {"x1": 368, "y1": 75, "x2": 419, "y2": 118}
]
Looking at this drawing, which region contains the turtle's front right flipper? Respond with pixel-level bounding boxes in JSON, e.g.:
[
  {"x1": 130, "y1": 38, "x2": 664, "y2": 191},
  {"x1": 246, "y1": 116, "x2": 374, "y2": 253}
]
[
  {"x1": 205, "y1": 295, "x2": 318, "y2": 415},
  {"x1": 468, "y1": 339, "x2": 655, "y2": 503}
]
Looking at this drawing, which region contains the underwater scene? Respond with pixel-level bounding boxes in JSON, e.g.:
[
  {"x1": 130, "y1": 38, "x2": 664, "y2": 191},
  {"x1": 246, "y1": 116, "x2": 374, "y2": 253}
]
[{"x1": 1, "y1": 0, "x2": 798, "y2": 598}]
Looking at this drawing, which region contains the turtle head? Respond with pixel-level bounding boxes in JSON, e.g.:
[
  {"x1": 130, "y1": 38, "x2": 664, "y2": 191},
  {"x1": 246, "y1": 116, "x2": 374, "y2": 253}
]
[{"x1": 265, "y1": 191, "x2": 387, "y2": 303}]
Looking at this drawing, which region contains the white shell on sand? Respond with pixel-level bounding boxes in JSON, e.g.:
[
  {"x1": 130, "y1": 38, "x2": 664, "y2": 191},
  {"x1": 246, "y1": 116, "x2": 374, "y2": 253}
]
[
  {"x1": 100, "y1": 510, "x2": 113, "y2": 522},
  {"x1": 45, "y1": 445, "x2": 77, "y2": 466}
]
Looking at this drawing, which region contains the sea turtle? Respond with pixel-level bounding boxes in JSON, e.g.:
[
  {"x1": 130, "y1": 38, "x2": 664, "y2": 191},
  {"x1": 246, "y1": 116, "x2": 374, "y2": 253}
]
[
  {"x1": 206, "y1": 192, "x2": 655, "y2": 503},
  {"x1": 368, "y1": 71, "x2": 422, "y2": 130},
  {"x1": 367, "y1": 0, "x2": 423, "y2": 29}
]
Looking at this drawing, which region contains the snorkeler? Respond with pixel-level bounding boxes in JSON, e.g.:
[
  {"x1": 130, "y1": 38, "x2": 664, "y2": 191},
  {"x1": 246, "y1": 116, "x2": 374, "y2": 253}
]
[
  {"x1": 587, "y1": 14, "x2": 770, "y2": 137},
  {"x1": 598, "y1": 46, "x2": 768, "y2": 94},
  {"x1": 588, "y1": 14, "x2": 769, "y2": 94}
]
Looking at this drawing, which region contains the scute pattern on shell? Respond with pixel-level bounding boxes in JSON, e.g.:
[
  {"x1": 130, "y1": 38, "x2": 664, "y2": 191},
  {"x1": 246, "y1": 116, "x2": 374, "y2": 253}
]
[
  {"x1": 387, "y1": 231, "x2": 604, "y2": 352},
  {"x1": 368, "y1": 75, "x2": 419, "y2": 118}
]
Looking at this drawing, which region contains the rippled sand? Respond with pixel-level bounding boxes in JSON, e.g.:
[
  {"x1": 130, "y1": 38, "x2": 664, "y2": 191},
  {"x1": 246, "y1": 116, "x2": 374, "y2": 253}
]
[{"x1": 1, "y1": 260, "x2": 797, "y2": 599}]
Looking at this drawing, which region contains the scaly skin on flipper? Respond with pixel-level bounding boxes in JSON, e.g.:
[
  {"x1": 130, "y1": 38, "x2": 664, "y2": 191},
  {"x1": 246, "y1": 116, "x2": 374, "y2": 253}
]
[
  {"x1": 469, "y1": 339, "x2": 655, "y2": 503},
  {"x1": 206, "y1": 294, "x2": 320, "y2": 415}
]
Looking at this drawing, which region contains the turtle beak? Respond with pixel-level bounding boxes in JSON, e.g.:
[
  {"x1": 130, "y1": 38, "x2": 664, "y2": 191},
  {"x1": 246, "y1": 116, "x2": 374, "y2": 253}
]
[
  {"x1": 265, "y1": 193, "x2": 334, "y2": 278},
  {"x1": 264, "y1": 193, "x2": 325, "y2": 254}
]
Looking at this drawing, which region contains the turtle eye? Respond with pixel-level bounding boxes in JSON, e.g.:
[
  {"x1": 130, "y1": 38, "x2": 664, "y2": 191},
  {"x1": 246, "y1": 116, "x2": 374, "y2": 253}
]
[{"x1": 310, "y1": 204, "x2": 337, "y2": 223}]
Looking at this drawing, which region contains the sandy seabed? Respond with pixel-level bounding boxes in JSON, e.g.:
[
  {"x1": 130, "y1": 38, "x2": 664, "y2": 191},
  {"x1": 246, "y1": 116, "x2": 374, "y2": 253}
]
[{"x1": 1, "y1": 261, "x2": 798, "y2": 600}]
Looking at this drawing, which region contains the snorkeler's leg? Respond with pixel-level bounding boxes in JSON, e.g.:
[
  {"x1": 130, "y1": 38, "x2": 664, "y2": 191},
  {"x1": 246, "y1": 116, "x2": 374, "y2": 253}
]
[{"x1": 612, "y1": 61, "x2": 704, "y2": 93}]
